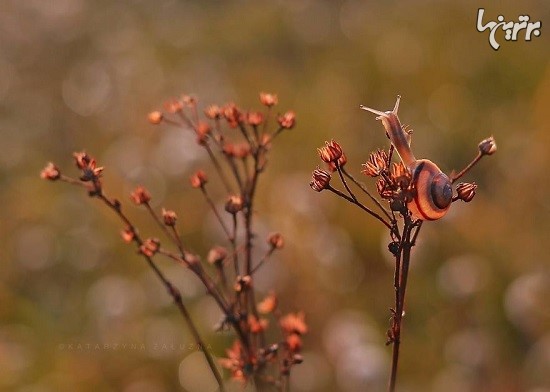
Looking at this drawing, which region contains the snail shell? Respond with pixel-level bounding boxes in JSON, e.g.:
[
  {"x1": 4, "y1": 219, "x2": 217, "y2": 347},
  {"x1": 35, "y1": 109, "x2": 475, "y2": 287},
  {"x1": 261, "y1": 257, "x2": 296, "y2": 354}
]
[{"x1": 361, "y1": 96, "x2": 453, "y2": 221}]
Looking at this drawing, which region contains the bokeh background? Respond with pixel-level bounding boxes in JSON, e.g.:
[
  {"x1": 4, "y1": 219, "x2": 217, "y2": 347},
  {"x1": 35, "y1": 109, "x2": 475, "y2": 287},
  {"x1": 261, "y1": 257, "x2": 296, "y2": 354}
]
[{"x1": 1, "y1": 1, "x2": 549, "y2": 391}]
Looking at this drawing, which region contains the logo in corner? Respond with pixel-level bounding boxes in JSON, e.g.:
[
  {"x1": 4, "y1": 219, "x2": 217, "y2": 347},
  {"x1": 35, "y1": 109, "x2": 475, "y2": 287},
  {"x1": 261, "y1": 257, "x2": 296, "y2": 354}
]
[{"x1": 476, "y1": 8, "x2": 542, "y2": 51}]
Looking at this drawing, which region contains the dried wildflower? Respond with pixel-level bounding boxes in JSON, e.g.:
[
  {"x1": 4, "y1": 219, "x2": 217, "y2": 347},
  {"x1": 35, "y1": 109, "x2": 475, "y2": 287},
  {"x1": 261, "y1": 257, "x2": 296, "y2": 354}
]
[
  {"x1": 260, "y1": 133, "x2": 272, "y2": 147},
  {"x1": 455, "y1": 182, "x2": 477, "y2": 202},
  {"x1": 286, "y1": 333, "x2": 302, "y2": 352},
  {"x1": 162, "y1": 208, "x2": 177, "y2": 226},
  {"x1": 310, "y1": 168, "x2": 331, "y2": 192},
  {"x1": 327, "y1": 153, "x2": 347, "y2": 172},
  {"x1": 207, "y1": 246, "x2": 227, "y2": 265},
  {"x1": 225, "y1": 195, "x2": 243, "y2": 214},
  {"x1": 148, "y1": 111, "x2": 163, "y2": 125},
  {"x1": 291, "y1": 354, "x2": 303, "y2": 364},
  {"x1": 317, "y1": 140, "x2": 343, "y2": 163},
  {"x1": 121, "y1": 227, "x2": 134, "y2": 243},
  {"x1": 163, "y1": 99, "x2": 183, "y2": 113},
  {"x1": 248, "y1": 315, "x2": 269, "y2": 334},
  {"x1": 190, "y1": 170, "x2": 207, "y2": 188},
  {"x1": 130, "y1": 186, "x2": 151, "y2": 205},
  {"x1": 376, "y1": 178, "x2": 394, "y2": 199},
  {"x1": 73, "y1": 151, "x2": 92, "y2": 170},
  {"x1": 78, "y1": 157, "x2": 103, "y2": 182},
  {"x1": 181, "y1": 95, "x2": 196, "y2": 106},
  {"x1": 267, "y1": 232, "x2": 284, "y2": 249},
  {"x1": 478, "y1": 136, "x2": 497, "y2": 156},
  {"x1": 362, "y1": 149, "x2": 388, "y2": 177},
  {"x1": 277, "y1": 111, "x2": 296, "y2": 129},
  {"x1": 280, "y1": 311, "x2": 308, "y2": 335},
  {"x1": 222, "y1": 143, "x2": 236, "y2": 157},
  {"x1": 234, "y1": 275, "x2": 252, "y2": 292},
  {"x1": 258, "y1": 292, "x2": 278, "y2": 314},
  {"x1": 390, "y1": 162, "x2": 412, "y2": 189},
  {"x1": 234, "y1": 143, "x2": 251, "y2": 159},
  {"x1": 219, "y1": 340, "x2": 247, "y2": 383},
  {"x1": 204, "y1": 105, "x2": 222, "y2": 119},
  {"x1": 40, "y1": 162, "x2": 60, "y2": 181},
  {"x1": 223, "y1": 103, "x2": 242, "y2": 128},
  {"x1": 140, "y1": 238, "x2": 160, "y2": 257},
  {"x1": 247, "y1": 111, "x2": 264, "y2": 126},
  {"x1": 259, "y1": 92, "x2": 278, "y2": 107}
]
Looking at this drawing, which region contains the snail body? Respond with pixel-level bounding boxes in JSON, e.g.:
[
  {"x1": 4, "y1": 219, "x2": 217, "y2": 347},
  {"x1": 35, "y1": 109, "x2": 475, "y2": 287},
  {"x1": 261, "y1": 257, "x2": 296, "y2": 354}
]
[{"x1": 361, "y1": 96, "x2": 452, "y2": 220}]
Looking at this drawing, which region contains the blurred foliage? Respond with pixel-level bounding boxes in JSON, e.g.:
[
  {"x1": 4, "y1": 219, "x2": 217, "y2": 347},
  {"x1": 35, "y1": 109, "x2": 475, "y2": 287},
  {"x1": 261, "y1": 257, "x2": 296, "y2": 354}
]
[{"x1": 1, "y1": 0, "x2": 549, "y2": 391}]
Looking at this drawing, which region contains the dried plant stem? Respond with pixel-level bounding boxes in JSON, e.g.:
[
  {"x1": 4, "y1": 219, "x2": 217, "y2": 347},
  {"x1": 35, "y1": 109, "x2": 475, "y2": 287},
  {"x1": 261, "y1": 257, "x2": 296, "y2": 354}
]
[
  {"x1": 388, "y1": 218, "x2": 421, "y2": 392},
  {"x1": 451, "y1": 152, "x2": 482, "y2": 184},
  {"x1": 91, "y1": 193, "x2": 225, "y2": 391},
  {"x1": 327, "y1": 185, "x2": 393, "y2": 231},
  {"x1": 342, "y1": 168, "x2": 392, "y2": 220},
  {"x1": 205, "y1": 145, "x2": 233, "y2": 193}
]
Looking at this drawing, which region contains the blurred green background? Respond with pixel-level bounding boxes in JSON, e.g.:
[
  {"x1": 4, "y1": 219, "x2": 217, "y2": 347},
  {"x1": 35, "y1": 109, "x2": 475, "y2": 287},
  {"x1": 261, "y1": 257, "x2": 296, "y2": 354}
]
[{"x1": 1, "y1": 0, "x2": 549, "y2": 391}]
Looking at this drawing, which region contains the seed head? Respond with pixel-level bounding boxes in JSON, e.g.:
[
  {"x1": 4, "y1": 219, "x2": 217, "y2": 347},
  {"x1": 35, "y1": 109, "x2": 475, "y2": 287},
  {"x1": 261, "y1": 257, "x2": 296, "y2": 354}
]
[
  {"x1": 280, "y1": 311, "x2": 308, "y2": 335},
  {"x1": 204, "y1": 105, "x2": 222, "y2": 119},
  {"x1": 259, "y1": 92, "x2": 278, "y2": 107},
  {"x1": 130, "y1": 186, "x2": 151, "y2": 205},
  {"x1": 456, "y1": 182, "x2": 477, "y2": 202},
  {"x1": 140, "y1": 238, "x2": 160, "y2": 257},
  {"x1": 148, "y1": 111, "x2": 163, "y2": 125},
  {"x1": 478, "y1": 136, "x2": 497, "y2": 156},
  {"x1": 327, "y1": 153, "x2": 347, "y2": 172},
  {"x1": 310, "y1": 168, "x2": 331, "y2": 192},
  {"x1": 190, "y1": 170, "x2": 208, "y2": 188},
  {"x1": 247, "y1": 111, "x2": 264, "y2": 126},
  {"x1": 162, "y1": 208, "x2": 177, "y2": 226},
  {"x1": 267, "y1": 232, "x2": 284, "y2": 249},
  {"x1": 40, "y1": 162, "x2": 61, "y2": 181},
  {"x1": 225, "y1": 195, "x2": 244, "y2": 214},
  {"x1": 317, "y1": 140, "x2": 343, "y2": 163},
  {"x1": 163, "y1": 98, "x2": 183, "y2": 113},
  {"x1": 121, "y1": 227, "x2": 135, "y2": 243},
  {"x1": 277, "y1": 111, "x2": 296, "y2": 129},
  {"x1": 362, "y1": 149, "x2": 388, "y2": 177},
  {"x1": 258, "y1": 292, "x2": 278, "y2": 314},
  {"x1": 207, "y1": 246, "x2": 228, "y2": 265}
]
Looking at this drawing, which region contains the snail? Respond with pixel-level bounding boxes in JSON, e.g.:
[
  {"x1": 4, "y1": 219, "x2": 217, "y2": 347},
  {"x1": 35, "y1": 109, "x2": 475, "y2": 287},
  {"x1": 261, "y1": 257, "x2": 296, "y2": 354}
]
[{"x1": 360, "y1": 96, "x2": 453, "y2": 220}]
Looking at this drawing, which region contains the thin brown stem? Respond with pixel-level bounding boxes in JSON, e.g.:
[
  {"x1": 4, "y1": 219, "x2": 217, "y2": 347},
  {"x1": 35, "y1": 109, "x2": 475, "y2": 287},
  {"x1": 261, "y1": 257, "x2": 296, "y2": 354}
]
[
  {"x1": 327, "y1": 185, "x2": 393, "y2": 231},
  {"x1": 200, "y1": 186, "x2": 232, "y2": 239},
  {"x1": 205, "y1": 144, "x2": 233, "y2": 194},
  {"x1": 451, "y1": 152, "x2": 482, "y2": 184},
  {"x1": 342, "y1": 168, "x2": 392, "y2": 220},
  {"x1": 92, "y1": 193, "x2": 225, "y2": 391}
]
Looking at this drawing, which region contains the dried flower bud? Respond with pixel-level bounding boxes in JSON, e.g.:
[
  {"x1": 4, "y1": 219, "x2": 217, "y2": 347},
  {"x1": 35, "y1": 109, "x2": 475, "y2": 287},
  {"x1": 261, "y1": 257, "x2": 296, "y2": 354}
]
[
  {"x1": 286, "y1": 334, "x2": 302, "y2": 352},
  {"x1": 148, "y1": 111, "x2": 163, "y2": 125},
  {"x1": 362, "y1": 149, "x2": 388, "y2": 177},
  {"x1": 258, "y1": 292, "x2": 278, "y2": 314},
  {"x1": 121, "y1": 227, "x2": 135, "y2": 243},
  {"x1": 259, "y1": 92, "x2": 278, "y2": 107},
  {"x1": 140, "y1": 238, "x2": 160, "y2": 257},
  {"x1": 225, "y1": 195, "x2": 243, "y2": 214},
  {"x1": 279, "y1": 311, "x2": 308, "y2": 335},
  {"x1": 204, "y1": 105, "x2": 222, "y2": 119},
  {"x1": 248, "y1": 315, "x2": 269, "y2": 334},
  {"x1": 190, "y1": 170, "x2": 207, "y2": 188},
  {"x1": 79, "y1": 158, "x2": 103, "y2": 182},
  {"x1": 455, "y1": 182, "x2": 477, "y2": 202},
  {"x1": 267, "y1": 232, "x2": 284, "y2": 249},
  {"x1": 130, "y1": 186, "x2": 151, "y2": 205},
  {"x1": 234, "y1": 275, "x2": 252, "y2": 292},
  {"x1": 317, "y1": 140, "x2": 343, "y2": 163},
  {"x1": 391, "y1": 162, "x2": 412, "y2": 189},
  {"x1": 73, "y1": 151, "x2": 92, "y2": 170},
  {"x1": 207, "y1": 246, "x2": 228, "y2": 265},
  {"x1": 181, "y1": 95, "x2": 196, "y2": 106},
  {"x1": 478, "y1": 136, "x2": 497, "y2": 156},
  {"x1": 163, "y1": 99, "x2": 183, "y2": 113},
  {"x1": 223, "y1": 103, "x2": 242, "y2": 128},
  {"x1": 162, "y1": 208, "x2": 177, "y2": 226},
  {"x1": 247, "y1": 111, "x2": 264, "y2": 126},
  {"x1": 277, "y1": 111, "x2": 296, "y2": 129},
  {"x1": 310, "y1": 168, "x2": 331, "y2": 192},
  {"x1": 233, "y1": 143, "x2": 251, "y2": 159},
  {"x1": 327, "y1": 153, "x2": 347, "y2": 172},
  {"x1": 40, "y1": 162, "x2": 61, "y2": 181},
  {"x1": 291, "y1": 354, "x2": 304, "y2": 364},
  {"x1": 376, "y1": 178, "x2": 393, "y2": 199},
  {"x1": 260, "y1": 133, "x2": 272, "y2": 147}
]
